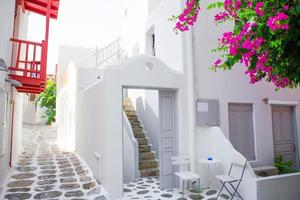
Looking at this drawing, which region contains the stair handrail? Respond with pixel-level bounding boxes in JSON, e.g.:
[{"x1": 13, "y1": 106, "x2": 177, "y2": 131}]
[{"x1": 123, "y1": 111, "x2": 140, "y2": 179}]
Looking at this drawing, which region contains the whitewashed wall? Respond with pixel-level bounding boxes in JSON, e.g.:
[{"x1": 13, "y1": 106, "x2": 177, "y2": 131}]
[
  {"x1": 257, "y1": 173, "x2": 300, "y2": 200},
  {"x1": 0, "y1": 1, "x2": 28, "y2": 187},
  {"x1": 76, "y1": 56, "x2": 188, "y2": 199},
  {"x1": 123, "y1": 112, "x2": 139, "y2": 183},
  {"x1": 193, "y1": 0, "x2": 300, "y2": 168},
  {"x1": 11, "y1": 89, "x2": 24, "y2": 166},
  {"x1": 57, "y1": 45, "x2": 96, "y2": 91},
  {"x1": 195, "y1": 127, "x2": 257, "y2": 199}
]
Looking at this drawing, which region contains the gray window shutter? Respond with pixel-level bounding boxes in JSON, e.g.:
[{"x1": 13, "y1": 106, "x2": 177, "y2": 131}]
[{"x1": 228, "y1": 104, "x2": 256, "y2": 161}]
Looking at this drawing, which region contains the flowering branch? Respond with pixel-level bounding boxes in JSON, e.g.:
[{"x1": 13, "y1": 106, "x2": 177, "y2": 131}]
[{"x1": 172, "y1": 0, "x2": 300, "y2": 89}]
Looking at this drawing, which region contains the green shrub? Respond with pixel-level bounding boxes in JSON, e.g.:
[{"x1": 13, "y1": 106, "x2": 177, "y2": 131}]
[
  {"x1": 36, "y1": 80, "x2": 56, "y2": 125},
  {"x1": 274, "y1": 155, "x2": 294, "y2": 174}
]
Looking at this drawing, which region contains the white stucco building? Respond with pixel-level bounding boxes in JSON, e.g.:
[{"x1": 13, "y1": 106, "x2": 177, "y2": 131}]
[
  {"x1": 56, "y1": 1, "x2": 300, "y2": 200},
  {"x1": 0, "y1": 0, "x2": 29, "y2": 189}
]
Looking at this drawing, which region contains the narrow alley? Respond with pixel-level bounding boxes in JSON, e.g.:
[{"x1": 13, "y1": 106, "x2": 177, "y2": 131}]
[{"x1": 1, "y1": 125, "x2": 108, "y2": 200}]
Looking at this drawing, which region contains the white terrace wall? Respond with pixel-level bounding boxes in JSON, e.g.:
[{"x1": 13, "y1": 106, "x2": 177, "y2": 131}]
[
  {"x1": 195, "y1": 127, "x2": 257, "y2": 199},
  {"x1": 257, "y1": 173, "x2": 300, "y2": 200},
  {"x1": 193, "y1": 0, "x2": 300, "y2": 168},
  {"x1": 76, "y1": 56, "x2": 191, "y2": 199},
  {"x1": 56, "y1": 63, "x2": 104, "y2": 152}
]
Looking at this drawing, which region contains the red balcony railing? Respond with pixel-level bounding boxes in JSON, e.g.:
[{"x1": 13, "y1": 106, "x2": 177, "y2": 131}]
[
  {"x1": 9, "y1": 38, "x2": 47, "y2": 94},
  {"x1": 8, "y1": 0, "x2": 60, "y2": 94}
]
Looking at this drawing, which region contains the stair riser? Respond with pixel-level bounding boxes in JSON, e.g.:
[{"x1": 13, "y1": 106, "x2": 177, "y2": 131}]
[
  {"x1": 131, "y1": 121, "x2": 140, "y2": 126},
  {"x1": 139, "y1": 161, "x2": 158, "y2": 170},
  {"x1": 134, "y1": 132, "x2": 145, "y2": 138},
  {"x1": 139, "y1": 145, "x2": 151, "y2": 153},
  {"x1": 137, "y1": 138, "x2": 148, "y2": 145},
  {"x1": 125, "y1": 111, "x2": 136, "y2": 116},
  {"x1": 133, "y1": 127, "x2": 143, "y2": 132},
  {"x1": 139, "y1": 152, "x2": 155, "y2": 160},
  {"x1": 140, "y1": 170, "x2": 159, "y2": 177},
  {"x1": 127, "y1": 116, "x2": 138, "y2": 121}
]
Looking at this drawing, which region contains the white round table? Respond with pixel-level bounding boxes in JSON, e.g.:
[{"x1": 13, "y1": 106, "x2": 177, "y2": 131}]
[{"x1": 197, "y1": 158, "x2": 221, "y2": 188}]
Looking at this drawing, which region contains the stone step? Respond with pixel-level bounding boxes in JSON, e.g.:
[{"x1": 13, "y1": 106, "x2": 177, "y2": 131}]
[
  {"x1": 127, "y1": 115, "x2": 138, "y2": 121},
  {"x1": 132, "y1": 126, "x2": 143, "y2": 132},
  {"x1": 139, "y1": 145, "x2": 151, "y2": 153},
  {"x1": 134, "y1": 131, "x2": 145, "y2": 138},
  {"x1": 137, "y1": 138, "x2": 148, "y2": 145},
  {"x1": 125, "y1": 110, "x2": 136, "y2": 116},
  {"x1": 139, "y1": 159, "x2": 158, "y2": 170},
  {"x1": 140, "y1": 168, "x2": 159, "y2": 177},
  {"x1": 130, "y1": 121, "x2": 141, "y2": 127},
  {"x1": 123, "y1": 105, "x2": 134, "y2": 110},
  {"x1": 139, "y1": 152, "x2": 155, "y2": 160},
  {"x1": 129, "y1": 120, "x2": 140, "y2": 125}
]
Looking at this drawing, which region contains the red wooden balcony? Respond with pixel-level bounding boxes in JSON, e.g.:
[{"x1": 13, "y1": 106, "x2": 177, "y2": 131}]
[
  {"x1": 9, "y1": 0, "x2": 60, "y2": 94},
  {"x1": 9, "y1": 38, "x2": 47, "y2": 94}
]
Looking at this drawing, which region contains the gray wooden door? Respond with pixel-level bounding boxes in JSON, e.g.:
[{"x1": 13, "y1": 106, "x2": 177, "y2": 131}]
[
  {"x1": 159, "y1": 90, "x2": 177, "y2": 189},
  {"x1": 272, "y1": 106, "x2": 297, "y2": 168},
  {"x1": 228, "y1": 104, "x2": 256, "y2": 161}
]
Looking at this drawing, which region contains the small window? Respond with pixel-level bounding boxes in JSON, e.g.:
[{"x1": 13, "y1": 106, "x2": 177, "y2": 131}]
[
  {"x1": 228, "y1": 103, "x2": 256, "y2": 161},
  {"x1": 152, "y1": 34, "x2": 156, "y2": 56}
]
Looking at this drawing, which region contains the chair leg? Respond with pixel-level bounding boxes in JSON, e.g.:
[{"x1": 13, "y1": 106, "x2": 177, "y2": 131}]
[
  {"x1": 216, "y1": 181, "x2": 225, "y2": 200},
  {"x1": 198, "y1": 178, "x2": 201, "y2": 195},
  {"x1": 229, "y1": 182, "x2": 242, "y2": 200},
  {"x1": 224, "y1": 184, "x2": 233, "y2": 198},
  {"x1": 172, "y1": 175, "x2": 174, "y2": 192},
  {"x1": 182, "y1": 180, "x2": 185, "y2": 198},
  {"x1": 230, "y1": 182, "x2": 243, "y2": 200},
  {"x1": 187, "y1": 181, "x2": 190, "y2": 191}
]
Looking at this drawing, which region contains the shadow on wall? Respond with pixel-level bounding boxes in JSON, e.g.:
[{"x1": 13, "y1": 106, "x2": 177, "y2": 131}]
[{"x1": 134, "y1": 95, "x2": 160, "y2": 158}]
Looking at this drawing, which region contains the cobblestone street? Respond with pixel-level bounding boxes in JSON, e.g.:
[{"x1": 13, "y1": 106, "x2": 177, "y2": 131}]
[{"x1": 1, "y1": 125, "x2": 108, "y2": 200}]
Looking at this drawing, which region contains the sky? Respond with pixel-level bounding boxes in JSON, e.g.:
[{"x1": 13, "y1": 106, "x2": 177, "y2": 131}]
[{"x1": 27, "y1": 0, "x2": 123, "y2": 74}]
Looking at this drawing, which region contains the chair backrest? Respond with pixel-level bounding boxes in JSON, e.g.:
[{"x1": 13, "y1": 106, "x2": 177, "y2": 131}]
[
  {"x1": 171, "y1": 156, "x2": 190, "y2": 171},
  {"x1": 228, "y1": 156, "x2": 248, "y2": 181}
]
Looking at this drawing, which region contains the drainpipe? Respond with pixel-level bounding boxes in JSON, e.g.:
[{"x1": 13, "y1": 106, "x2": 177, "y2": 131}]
[
  {"x1": 9, "y1": 100, "x2": 15, "y2": 167},
  {"x1": 183, "y1": 26, "x2": 196, "y2": 171}
]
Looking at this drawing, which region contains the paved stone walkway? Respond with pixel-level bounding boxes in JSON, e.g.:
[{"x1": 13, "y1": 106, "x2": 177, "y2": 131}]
[
  {"x1": 124, "y1": 177, "x2": 230, "y2": 200},
  {"x1": 1, "y1": 125, "x2": 108, "y2": 200}
]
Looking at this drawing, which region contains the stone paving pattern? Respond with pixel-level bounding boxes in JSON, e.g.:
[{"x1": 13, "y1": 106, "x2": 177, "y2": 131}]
[
  {"x1": 124, "y1": 177, "x2": 230, "y2": 200},
  {"x1": 1, "y1": 125, "x2": 109, "y2": 200}
]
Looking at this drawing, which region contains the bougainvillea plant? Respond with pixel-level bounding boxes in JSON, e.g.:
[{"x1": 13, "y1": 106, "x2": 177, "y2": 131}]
[{"x1": 171, "y1": 0, "x2": 300, "y2": 89}]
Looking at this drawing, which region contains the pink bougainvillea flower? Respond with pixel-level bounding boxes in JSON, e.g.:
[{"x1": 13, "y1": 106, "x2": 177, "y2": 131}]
[
  {"x1": 283, "y1": 5, "x2": 289, "y2": 11},
  {"x1": 174, "y1": 0, "x2": 200, "y2": 32},
  {"x1": 254, "y1": 2, "x2": 264, "y2": 16},
  {"x1": 214, "y1": 59, "x2": 222, "y2": 67},
  {"x1": 214, "y1": 12, "x2": 229, "y2": 22},
  {"x1": 247, "y1": 1, "x2": 253, "y2": 8},
  {"x1": 267, "y1": 12, "x2": 289, "y2": 31}
]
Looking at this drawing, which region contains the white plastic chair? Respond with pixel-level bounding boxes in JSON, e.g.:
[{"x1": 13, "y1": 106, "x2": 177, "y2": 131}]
[
  {"x1": 171, "y1": 156, "x2": 201, "y2": 198},
  {"x1": 215, "y1": 157, "x2": 247, "y2": 200}
]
